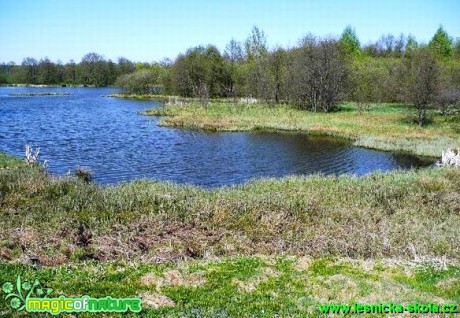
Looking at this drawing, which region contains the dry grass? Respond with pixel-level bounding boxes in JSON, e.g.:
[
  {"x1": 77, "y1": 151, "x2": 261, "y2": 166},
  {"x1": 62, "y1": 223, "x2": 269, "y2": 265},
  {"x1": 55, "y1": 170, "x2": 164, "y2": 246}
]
[
  {"x1": 1, "y1": 154, "x2": 460, "y2": 266},
  {"x1": 139, "y1": 292, "x2": 176, "y2": 309}
]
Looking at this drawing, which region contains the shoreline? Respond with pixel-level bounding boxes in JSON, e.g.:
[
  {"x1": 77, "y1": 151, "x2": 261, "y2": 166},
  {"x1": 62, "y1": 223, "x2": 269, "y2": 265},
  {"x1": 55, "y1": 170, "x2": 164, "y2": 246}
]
[
  {"x1": 144, "y1": 101, "x2": 460, "y2": 158},
  {"x1": 1, "y1": 151, "x2": 459, "y2": 264}
]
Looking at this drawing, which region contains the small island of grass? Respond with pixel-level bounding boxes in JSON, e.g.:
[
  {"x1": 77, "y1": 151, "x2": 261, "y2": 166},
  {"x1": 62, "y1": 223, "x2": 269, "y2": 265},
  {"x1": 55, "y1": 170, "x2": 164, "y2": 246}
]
[{"x1": 9, "y1": 92, "x2": 72, "y2": 96}]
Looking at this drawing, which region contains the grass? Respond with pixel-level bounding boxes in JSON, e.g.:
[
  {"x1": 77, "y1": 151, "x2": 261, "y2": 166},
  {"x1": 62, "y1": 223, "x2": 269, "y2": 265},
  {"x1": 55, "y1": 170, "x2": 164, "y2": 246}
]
[
  {"x1": 145, "y1": 102, "x2": 460, "y2": 157},
  {"x1": 0, "y1": 256, "x2": 458, "y2": 317},
  {"x1": 1, "y1": 153, "x2": 459, "y2": 265}
]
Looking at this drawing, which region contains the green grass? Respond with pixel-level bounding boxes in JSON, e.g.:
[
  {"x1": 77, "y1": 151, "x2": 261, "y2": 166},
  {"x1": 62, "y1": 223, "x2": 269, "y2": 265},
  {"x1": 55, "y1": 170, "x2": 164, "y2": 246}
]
[
  {"x1": 0, "y1": 153, "x2": 23, "y2": 169},
  {"x1": 0, "y1": 256, "x2": 458, "y2": 317},
  {"x1": 145, "y1": 102, "x2": 460, "y2": 157}
]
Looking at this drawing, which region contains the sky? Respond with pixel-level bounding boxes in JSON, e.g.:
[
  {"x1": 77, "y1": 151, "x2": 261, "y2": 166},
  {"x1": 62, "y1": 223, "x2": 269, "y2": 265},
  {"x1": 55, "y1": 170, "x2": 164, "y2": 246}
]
[{"x1": 0, "y1": 0, "x2": 459, "y2": 64}]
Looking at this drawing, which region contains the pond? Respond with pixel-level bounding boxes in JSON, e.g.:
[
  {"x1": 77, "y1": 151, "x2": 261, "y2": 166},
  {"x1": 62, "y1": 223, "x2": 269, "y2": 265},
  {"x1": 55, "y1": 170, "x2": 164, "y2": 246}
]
[{"x1": 0, "y1": 87, "x2": 432, "y2": 187}]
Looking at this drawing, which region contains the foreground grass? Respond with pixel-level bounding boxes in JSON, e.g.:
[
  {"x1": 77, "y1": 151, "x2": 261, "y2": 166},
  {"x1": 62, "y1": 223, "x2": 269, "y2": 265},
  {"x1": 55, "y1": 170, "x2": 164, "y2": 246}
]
[
  {"x1": 0, "y1": 256, "x2": 459, "y2": 317},
  {"x1": 145, "y1": 102, "x2": 460, "y2": 157}
]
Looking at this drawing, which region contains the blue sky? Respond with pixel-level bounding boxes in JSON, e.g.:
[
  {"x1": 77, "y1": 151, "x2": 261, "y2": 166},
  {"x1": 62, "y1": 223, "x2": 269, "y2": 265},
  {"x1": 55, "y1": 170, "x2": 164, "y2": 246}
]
[{"x1": 0, "y1": 0, "x2": 459, "y2": 64}]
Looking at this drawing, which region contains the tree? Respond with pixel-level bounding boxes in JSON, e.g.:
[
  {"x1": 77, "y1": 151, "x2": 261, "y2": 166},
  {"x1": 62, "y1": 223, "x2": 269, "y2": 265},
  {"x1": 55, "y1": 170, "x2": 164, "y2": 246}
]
[
  {"x1": 394, "y1": 34, "x2": 406, "y2": 57},
  {"x1": 339, "y1": 26, "x2": 361, "y2": 56},
  {"x1": 170, "y1": 45, "x2": 228, "y2": 98},
  {"x1": 38, "y1": 57, "x2": 59, "y2": 84},
  {"x1": 403, "y1": 49, "x2": 439, "y2": 126},
  {"x1": 429, "y1": 26, "x2": 453, "y2": 59},
  {"x1": 80, "y1": 52, "x2": 107, "y2": 86},
  {"x1": 269, "y1": 47, "x2": 287, "y2": 103},
  {"x1": 0, "y1": 64, "x2": 7, "y2": 84},
  {"x1": 454, "y1": 39, "x2": 460, "y2": 59},
  {"x1": 377, "y1": 34, "x2": 395, "y2": 57},
  {"x1": 116, "y1": 69, "x2": 159, "y2": 94},
  {"x1": 244, "y1": 26, "x2": 268, "y2": 60},
  {"x1": 292, "y1": 37, "x2": 346, "y2": 112},
  {"x1": 170, "y1": 53, "x2": 193, "y2": 97},
  {"x1": 224, "y1": 39, "x2": 244, "y2": 97},
  {"x1": 64, "y1": 60, "x2": 78, "y2": 85},
  {"x1": 436, "y1": 88, "x2": 460, "y2": 115},
  {"x1": 21, "y1": 57, "x2": 38, "y2": 84},
  {"x1": 105, "y1": 59, "x2": 118, "y2": 86},
  {"x1": 117, "y1": 57, "x2": 135, "y2": 76},
  {"x1": 405, "y1": 35, "x2": 418, "y2": 57}
]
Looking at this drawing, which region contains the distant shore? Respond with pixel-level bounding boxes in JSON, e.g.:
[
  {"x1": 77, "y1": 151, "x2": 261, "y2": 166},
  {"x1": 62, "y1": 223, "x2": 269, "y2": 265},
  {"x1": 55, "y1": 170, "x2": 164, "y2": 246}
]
[
  {"x1": 0, "y1": 84, "x2": 111, "y2": 88},
  {"x1": 8, "y1": 92, "x2": 72, "y2": 96}
]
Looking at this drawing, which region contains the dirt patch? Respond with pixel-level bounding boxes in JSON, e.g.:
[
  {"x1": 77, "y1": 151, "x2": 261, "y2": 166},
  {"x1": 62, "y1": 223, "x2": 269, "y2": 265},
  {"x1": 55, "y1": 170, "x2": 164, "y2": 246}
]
[
  {"x1": 234, "y1": 267, "x2": 281, "y2": 293},
  {"x1": 141, "y1": 269, "x2": 206, "y2": 290},
  {"x1": 139, "y1": 292, "x2": 175, "y2": 309},
  {"x1": 294, "y1": 256, "x2": 312, "y2": 271},
  {"x1": 436, "y1": 278, "x2": 459, "y2": 290}
]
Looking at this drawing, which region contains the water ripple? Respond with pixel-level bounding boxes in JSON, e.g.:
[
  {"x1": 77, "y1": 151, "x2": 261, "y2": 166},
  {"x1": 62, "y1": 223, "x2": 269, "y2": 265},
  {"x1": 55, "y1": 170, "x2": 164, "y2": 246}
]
[{"x1": 0, "y1": 87, "x2": 431, "y2": 187}]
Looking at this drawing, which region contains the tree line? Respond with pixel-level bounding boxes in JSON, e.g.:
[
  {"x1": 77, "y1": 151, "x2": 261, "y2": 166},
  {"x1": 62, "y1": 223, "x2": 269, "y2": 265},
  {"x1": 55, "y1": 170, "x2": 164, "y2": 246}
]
[
  {"x1": 0, "y1": 53, "x2": 139, "y2": 87},
  {"x1": 122, "y1": 25, "x2": 460, "y2": 125},
  {"x1": 2, "y1": 26, "x2": 460, "y2": 126}
]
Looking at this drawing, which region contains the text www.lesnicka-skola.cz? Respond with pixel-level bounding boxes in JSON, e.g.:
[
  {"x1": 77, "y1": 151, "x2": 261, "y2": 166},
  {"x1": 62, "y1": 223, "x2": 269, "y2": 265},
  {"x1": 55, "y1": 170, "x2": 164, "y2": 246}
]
[{"x1": 319, "y1": 303, "x2": 458, "y2": 314}]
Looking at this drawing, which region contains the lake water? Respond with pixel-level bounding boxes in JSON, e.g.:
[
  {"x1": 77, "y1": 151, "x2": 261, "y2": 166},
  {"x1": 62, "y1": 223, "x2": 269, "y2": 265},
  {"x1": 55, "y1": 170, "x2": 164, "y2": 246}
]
[{"x1": 0, "y1": 87, "x2": 431, "y2": 187}]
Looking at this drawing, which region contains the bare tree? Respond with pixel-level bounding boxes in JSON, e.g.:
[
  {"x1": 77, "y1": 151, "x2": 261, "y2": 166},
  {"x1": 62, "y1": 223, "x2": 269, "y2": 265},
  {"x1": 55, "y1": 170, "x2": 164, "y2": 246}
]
[
  {"x1": 436, "y1": 88, "x2": 460, "y2": 115},
  {"x1": 269, "y1": 48, "x2": 287, "y2": 103},
  {"x1": 293, "y1": 37, "x2": 345, "y2": 112},
  {"x1": 403, "y1": 49, "x2": 439, "y2": 126}
]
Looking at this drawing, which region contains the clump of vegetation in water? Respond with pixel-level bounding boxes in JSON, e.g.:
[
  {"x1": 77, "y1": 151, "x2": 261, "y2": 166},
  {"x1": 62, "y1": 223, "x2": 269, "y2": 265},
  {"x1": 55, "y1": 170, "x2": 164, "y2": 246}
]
[{"x1": 74, "y1": 167, "x2": 92, "y2": 183}]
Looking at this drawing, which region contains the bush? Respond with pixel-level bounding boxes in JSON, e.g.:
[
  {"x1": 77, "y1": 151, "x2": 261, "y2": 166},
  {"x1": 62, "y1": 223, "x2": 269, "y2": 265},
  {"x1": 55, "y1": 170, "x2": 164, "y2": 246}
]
[{"x1": 115, "y1": 69, "x2": 162, "y2": 95}]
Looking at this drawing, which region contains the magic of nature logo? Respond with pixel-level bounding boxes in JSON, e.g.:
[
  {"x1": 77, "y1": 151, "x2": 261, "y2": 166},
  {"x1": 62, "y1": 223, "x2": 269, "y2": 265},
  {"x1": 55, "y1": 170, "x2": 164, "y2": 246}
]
[{"x1": 2, "y1": 275, "x2": 142, "y2": 315}]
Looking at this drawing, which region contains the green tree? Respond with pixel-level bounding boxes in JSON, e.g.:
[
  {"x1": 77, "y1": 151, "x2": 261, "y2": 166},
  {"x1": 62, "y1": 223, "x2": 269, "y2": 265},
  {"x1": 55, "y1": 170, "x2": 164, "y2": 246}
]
[
  {"x1": 116, "y1": 69, "x2": 160, "y2": 94},
  {"x1": 170, "y1": 45, "x2": 228, "y2": 98},
  {"x1": 64, "y1": 60, "x2": 77, "y2": 85},
  {"x1": 224, "y1": 39, "x2": 244, "y2": 97},
  {"x1": 117, "y1": 57, "x2": 135, "y2": 75},
  {"x1": 21, "y1": 57, "x2": 38, "y2": 84},
  {"x1": 339, "y1": 26, "x2": 361, "y2": 56},
  {"x1": 429, "y1": 26, "x2": 453, "y2": 59},
  {"x1": 0, "y1": 67, "x2": 7, "y2": 84},
  {"x1": 38, "y1": 57, "x2": 59, "y2": 84},
  {"x1": 405, "y1": 35, "x2": 418, "y2": 57},
  {"x1": 292, "y1": 36, "x2": 346, "y2": 112},
  {"x1": 453, "y1": 38, "x2": 460, "y2": 59},
  {"x1": 244, "y1": 26, "x2": 268, "y2": 61},
  {"x1": 80, "y1": 52, "x2": 108, "y2": 86},
  {"x1": 269, "y1": 47, "x2": 287, "y2": 103}
]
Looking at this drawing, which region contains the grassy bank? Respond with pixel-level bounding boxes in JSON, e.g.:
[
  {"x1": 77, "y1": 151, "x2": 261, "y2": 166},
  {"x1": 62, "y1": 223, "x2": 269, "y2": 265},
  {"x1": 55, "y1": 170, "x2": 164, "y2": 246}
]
[
  {"x1": 1, "y1": 153, "x2": 460, "y2": 316},
  {"x1": 145, "y1": 102, "x2": 460, "y2": 157},
  {"x1": 1, "y1": 153, "x2": 459, "y2": 265}
]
